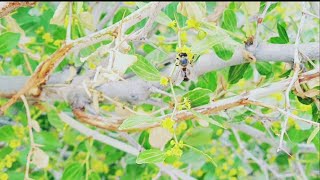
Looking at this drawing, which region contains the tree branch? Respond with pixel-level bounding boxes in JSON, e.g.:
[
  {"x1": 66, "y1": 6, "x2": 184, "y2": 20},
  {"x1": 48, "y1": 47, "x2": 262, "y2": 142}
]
[
  {"x1": 0, "y1": 2, "x2": 36, "y2": 18},
  {"x1": 58, "y1": 111, "x2": 196, "y2": 180}
]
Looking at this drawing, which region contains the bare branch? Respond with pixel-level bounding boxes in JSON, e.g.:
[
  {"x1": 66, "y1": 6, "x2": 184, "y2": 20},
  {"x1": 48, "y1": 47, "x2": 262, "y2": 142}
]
[
  {"x1": 0, "y1": 2, "x2": 36, "y2": 18},
  {"x1": 278, "y1": 2, "x2": 308, "y2": 152}
]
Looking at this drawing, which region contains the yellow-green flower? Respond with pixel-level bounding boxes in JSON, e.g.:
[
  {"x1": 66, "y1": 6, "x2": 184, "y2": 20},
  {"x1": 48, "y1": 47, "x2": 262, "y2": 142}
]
[
  {"x1": 9, "y1": 139, "x2": 21, "y2": 149},
  {"x1": 168, "y1": 20, "x2": 177, "y2": 28},
  {"x1": 183, "y1": 97, "x2": 191, "y2": 109},
  {"x1": 176, "y1": 45, "x2": 194, "y2": 62},
  {"x1": 53, "y1": 40, "x2": 62, "y2": 47},
  {"x1": 161, "y1": 118, "x2": 175, "y2": 132},
  {"x1": 42, "y1": 33, "x2": 54, "y2": 43},
  {"x1": 0, "y1": 173, "x2": 9, "y2": 180},
  {"x1": 180, "y1": 31, "x2": 188, "y2": 43},
  {"x1": 197, "y1": 30, "x2": 207, "y2": 40},
  {"x1": 186, "y1": 18, "x2": 201, "y2": 29},
  {"x1": 228, "y1": 168, "x2": 237, "y2": 176},
  {"x1": 166, "y1": 140, "x2": 184, "y2": 157},
  {"x1": 115, "y1": 169, "x2": 123, "y2": 176},
  {"x1": 160, "y1": 76, "x2": 169, "y2": 86},
  {"x1": 36, "y1": 26, "x2": 44, "y2": 34},
  {"x1": 157, "y1": 36, "x2": 166, "y2": 44}
]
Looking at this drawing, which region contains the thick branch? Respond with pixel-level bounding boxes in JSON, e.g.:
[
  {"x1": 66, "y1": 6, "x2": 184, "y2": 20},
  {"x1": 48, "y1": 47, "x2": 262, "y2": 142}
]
[{"x1": 0, "y1": 2, "x2": 36, "y2": 18}]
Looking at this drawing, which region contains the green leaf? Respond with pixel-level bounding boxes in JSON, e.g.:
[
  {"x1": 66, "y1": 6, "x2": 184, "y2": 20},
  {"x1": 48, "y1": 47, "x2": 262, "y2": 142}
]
[
  {"x1": 183, "y1": 88, "x2": 212, "y2": 107},
  {"x1": 88, "y1": 172, "x2": 100, "y2": 180},
  {"x1": 182, "y1": 127, "x2": 213, "y2": 146},
  {"x1": 277, "y1": 23, "x2": 289, "y2": 42},
  {"x1": 297, "y1": 96, "x2": 313, "y2": 105},
  {"x1": 228, "y1": 63, "x2": 250, "y2": 84},
  {"x1": 269, "y1": 23, "x2": 289, "y2": 44},
  {"x1": 259, "y1": 2, "x2": 278, "y2": 14},
  {"x1": 47, "y1": 110, "x2": 64, "y2": 129},
  {"x1": 62, "y1": 163, "x2": 84, "y2": 180},
  {"x1": 278, "y1": 69, "x2": 292, "y2": 78},
  {"x1": 212, "y1": 43, "x2": 234, "y2": 61},
  {"x1": 130, "y1": 54, "x2": 161, "y2": 81},
  {"x1": 113, "y1": 7, "x2": 131, "y2": 24},
  {"x1": 34, "y1": 131, "x2": 61, "y2": 151},
  {"x1": 136, "y1": 149, "x2": 166, "y2": 164},
  {"x1": 119, "y1": 115, "x2": 161, "y2": 130},
  {"x1": 307, "y1": 126, "x2": 320, "y2": 144},
  {"x1": 0, "y1": 147, "x2": 12, "y2": 159},
  {"x1": 221, "y1": 9, "x2": 237, "y2": 32},
  {"x1": 112, "y1": 8, "x2": 135, "y2": 34},
  {"x1": 189, "y1": 109, "x2": 225, "y2": 129},
  {"x1": 196, "y1": 71, "x2": 217, "y2": 92},
  {"x1": 256, "y1": 62, "x2": 272, "y2": 75},
  {"x1": 0, "y1": 125, "x2": 16, "y2": 142},
  {"x1": 0, "y1": 32, "x2": 20, "y2": 54}
]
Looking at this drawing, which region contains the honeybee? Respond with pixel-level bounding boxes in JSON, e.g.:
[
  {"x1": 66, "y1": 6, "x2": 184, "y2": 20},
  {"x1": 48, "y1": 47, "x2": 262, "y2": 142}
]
[{"x1": 172, "y1": 52, "x2": 197, "y2": 85}]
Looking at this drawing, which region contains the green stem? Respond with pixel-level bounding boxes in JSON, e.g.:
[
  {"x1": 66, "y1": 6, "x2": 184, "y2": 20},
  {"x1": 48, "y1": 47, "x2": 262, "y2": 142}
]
[
  {"x1": 169, "y1": 79, "x2": 179, "y2": 142},
  {"x1": 183, "y1": 144, "x2": 217, "y2": 167},
  {"x1": 85, "y1": 138, "x2": 93, "y2": 180}
]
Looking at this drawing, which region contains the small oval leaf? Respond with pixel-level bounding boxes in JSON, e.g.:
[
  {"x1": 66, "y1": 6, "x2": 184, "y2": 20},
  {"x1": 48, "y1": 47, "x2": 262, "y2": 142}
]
[
  {"x1": 228, "y1": 63, "x2": 250, "y2": 84},
  {"x1": 62, "y1": 163, "x2": 84, "y2": 180},
  {"x1": 136, "y1": 149, "x2": 166, "y2": 164},
  {"x1": 130, "y1": 55, "x2": 161, "y2": 81},
  {"x1": 119, "y1": 115, "x2": 161, "y2": 130},
  {"x1": 183, "y1": 88, "x2": 212, "y2": 107}
]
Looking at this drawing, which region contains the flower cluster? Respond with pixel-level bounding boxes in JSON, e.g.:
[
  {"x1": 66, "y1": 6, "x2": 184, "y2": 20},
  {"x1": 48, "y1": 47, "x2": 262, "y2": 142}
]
[
  {"x1": 186, "y1": 18, "x2": 201, "y2": 29},
  {"x1": 166, "y1": 140, "x2": 184, "y2": 157},
  {"x1": 161, "y1": 117, "x2": 175, "y2": 133},
  {"x1": 178, "y1": 97, "x2": 191, "y2": 110},
  {"x1": 0, "y1": 153, "x2": 18, "y2": 170},
  {"x1": 175, "y1": 121, "x2": 188, "y2": 135},
  {"x1": 160, "y1": 76, "x2": 169, "y2": 87},
  {"x1": 42, "y1": 33, "x2": 54, "y2": 43},
  {"x1": 8, "y1": 139, "x2": 21, "y2": 149},
  {"x1": 176, "y1": 45, "x2": 194, "y2": 62},
  {"x1": 168, "y1": 20, "x2": 177, "y2": 29},
  {"x1": 0, "y1": 172, "x2": 8, "y2": 180}
]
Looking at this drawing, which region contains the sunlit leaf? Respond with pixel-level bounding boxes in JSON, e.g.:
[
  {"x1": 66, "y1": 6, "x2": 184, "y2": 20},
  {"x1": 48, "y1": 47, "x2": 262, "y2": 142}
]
[
  {"x1": 62, "y1": 163, "x2": 84, "y2": 180},
  {"x1": 256, "y1": 62, "x2": 272, "y2": 75},
  {"x1": 181, "y1": 127, "x2": 213, "y2": 146},
  {"x1": 212, "y1": 43, "x2": 234, "y2": 61},
  {"x1": 228, "y1": 63, "x2": 250, "y2": 84},
  {"x1": 0, "y1": 32, "x2": 20, "y2": 54},
  {"x1": 221, "y1": 9, "x2": 237, "y2": 32},
  {"x1": 307, "y1": 126, "x2": 320, "y2": 144},
  {"x1": 136, "y1": 149, "x2": 166, "y2": 164},
  {"x1": 119, "y1": 115, "x2": 161, "y2": 130},
  {"x1": 0, "y1": 125, "x2": 16, "y2": 142},
  {"x1": 183, "y1": 88, "x2": 212, "y2": 107},
  {"x1": 196, "y1": 71, "x2": 218, "y2": 92},
  {"x1": 130, "y1": 55, "x2": 161, "y2": 81}
]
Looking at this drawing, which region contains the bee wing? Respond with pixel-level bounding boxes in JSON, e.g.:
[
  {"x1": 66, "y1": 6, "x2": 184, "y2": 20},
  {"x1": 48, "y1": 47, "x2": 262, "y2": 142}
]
[
  {"x1": 172, "y1": 68, "x2": 184, "y2": 85},
  {"x1": 186, "y1": 64, "x2": 198, "y2": 82}
]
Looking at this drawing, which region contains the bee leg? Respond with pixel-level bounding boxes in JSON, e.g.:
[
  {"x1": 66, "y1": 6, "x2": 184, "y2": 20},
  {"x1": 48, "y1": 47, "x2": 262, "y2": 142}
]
[{"x1": 175, "y1": 59, "x2": 180, "y2": 66}]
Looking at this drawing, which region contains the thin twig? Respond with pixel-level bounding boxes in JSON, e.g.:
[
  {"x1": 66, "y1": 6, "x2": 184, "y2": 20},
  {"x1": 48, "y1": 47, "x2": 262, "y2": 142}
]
[
  {"x1": 66, "y1": 2, "x2": 72, "y2": 44},
  {"x1": 253, "y1": 2, "x2": 272, "y2": 49},
  {"x1": 278, "y1": 2, "x2": 307, "y2": 152},
  {"x1": 97, "y1": 2, "x2": 121, "y2": 30},
  {"x1": 21, "y1": 95, "x2": 34, "y2": 180}
]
